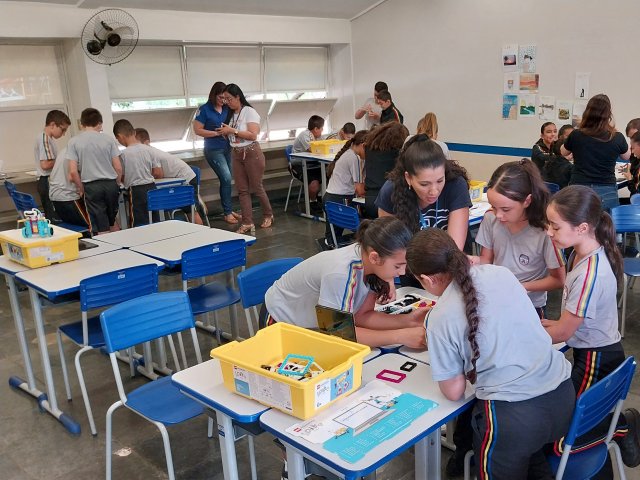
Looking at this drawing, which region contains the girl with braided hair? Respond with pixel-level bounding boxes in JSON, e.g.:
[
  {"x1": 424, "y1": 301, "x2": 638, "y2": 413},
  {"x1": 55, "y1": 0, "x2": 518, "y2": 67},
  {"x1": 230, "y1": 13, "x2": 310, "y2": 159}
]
[{"x1": 407, "y1": 228, "x2": 574, "y2": 479}]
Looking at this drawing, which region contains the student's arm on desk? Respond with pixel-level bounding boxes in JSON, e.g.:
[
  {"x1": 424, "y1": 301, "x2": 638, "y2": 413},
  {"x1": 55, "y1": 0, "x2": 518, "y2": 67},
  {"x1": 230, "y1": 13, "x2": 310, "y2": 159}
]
[
  {"x1": 356, "y1": 326, "x2": 426, "y2": 349},
  {"x1": 68, "y1": 159, "x2": 83, "y2": 196},
  {"x1": 542, "y1": 310, "x2": 582, "y2": 343},
  {"x1": 439, "y1": 374, "x2": 467, "y2": 401}
]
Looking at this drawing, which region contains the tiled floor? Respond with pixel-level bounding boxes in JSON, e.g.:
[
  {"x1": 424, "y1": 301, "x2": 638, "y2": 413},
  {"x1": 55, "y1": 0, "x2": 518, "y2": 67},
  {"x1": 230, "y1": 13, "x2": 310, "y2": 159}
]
[{"x1": 1, "y1": 199, "x2": 640, "y2": 479}]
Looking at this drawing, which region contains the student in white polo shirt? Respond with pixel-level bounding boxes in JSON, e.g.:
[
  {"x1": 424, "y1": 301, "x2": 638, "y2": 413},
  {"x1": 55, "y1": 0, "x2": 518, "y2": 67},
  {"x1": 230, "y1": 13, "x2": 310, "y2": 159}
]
[
  {"x1": 48, "y1": 146, "x2": 91, "y2": 232},
  {"x1": 545, "y1": 185, "x2": 640, "y2": 473},
  {"x1": 407, "y1": 228, "x2": 574, "y2": 480}
]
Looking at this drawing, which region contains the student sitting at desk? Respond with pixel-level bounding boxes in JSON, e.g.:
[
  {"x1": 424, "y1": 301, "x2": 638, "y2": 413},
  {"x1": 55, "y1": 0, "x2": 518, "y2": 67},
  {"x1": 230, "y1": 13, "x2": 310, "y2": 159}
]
[
  {"x1": 48, "y1": 146, "x2": 91, "y2": 233},
  {"x1": 264, "y1": 217, "x2": 428, "y2": 348},
  {"x1": 531, "y1": 121, "x2": 557, "y2": 173},
  {"x1": 407, "y1": 228, "x2": 575, "y2": 480},
  {"x1": 411, "y1": 112, "x2": 451, "y2": 159},
  {"x1": 543, "y1": 140, "x2": 573, "y2": 189},
  {"x1": 135, "y1": 128, "x2": 204, "y2": 225},
  {"x1": 325, "y1": 122, "x2": 356, "y2": 141},
  {"x1": 292, "y1": 115, "x2": 325, "y2": 214},
  {"x1": 113, "y1": 119, "x2": 162, "y2": 227}
]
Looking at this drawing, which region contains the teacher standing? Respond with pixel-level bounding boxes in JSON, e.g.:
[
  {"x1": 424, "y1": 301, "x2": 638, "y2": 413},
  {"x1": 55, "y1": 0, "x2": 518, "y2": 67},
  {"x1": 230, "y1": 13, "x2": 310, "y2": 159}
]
[
  {"x1": 561, "y1": 94, "x2": 630, "y2": 210},
  {"x1": 193, "y1": 81, "x2": 241, "y2": 224},
  {"x1": 217, "y1": 84, "x2": 273, "y2": 234}
]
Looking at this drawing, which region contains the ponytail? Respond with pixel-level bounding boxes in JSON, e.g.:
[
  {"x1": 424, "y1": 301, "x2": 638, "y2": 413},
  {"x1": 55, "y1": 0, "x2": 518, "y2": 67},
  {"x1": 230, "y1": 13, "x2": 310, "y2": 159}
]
[
  {"x1": 406, "y1": 229, "x2": 481, "y2": 384},
  {"x1": 595, "y1": 211, "x2": 624, "y2": 283},
  {"x1": 327, "y1": 130, "x2": 368, "y2": 179}
]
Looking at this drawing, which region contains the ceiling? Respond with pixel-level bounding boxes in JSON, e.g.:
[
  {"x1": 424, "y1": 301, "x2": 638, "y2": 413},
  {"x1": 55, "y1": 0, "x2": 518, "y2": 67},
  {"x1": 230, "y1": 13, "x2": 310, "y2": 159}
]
[{"x1": 9, "y1": 0, "x2": 384, "y2": 19}]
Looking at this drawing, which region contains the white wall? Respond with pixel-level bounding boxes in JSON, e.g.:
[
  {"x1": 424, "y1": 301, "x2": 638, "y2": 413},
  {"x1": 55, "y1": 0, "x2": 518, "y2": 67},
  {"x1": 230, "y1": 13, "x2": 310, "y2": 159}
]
[
  {"x1": 351, "y1": 0, "x2": 640, "y2": 152},
  {"x1": 328, "y1": 44, "x2": 355, "y2": 132}
]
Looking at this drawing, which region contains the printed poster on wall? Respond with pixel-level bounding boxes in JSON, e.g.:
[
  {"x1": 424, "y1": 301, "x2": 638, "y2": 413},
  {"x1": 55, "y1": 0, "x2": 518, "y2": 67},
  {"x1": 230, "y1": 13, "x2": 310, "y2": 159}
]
[
  {"x1": 503, "y1": 72, "x2": 519, "y2": 93},
  {"x1": 502, "y1": 94, "x2": 518, "y2": 120},
  {"x1": 519, "y1": 94, "x2": 537, "y2": 117},
  {"x1": 556, "y1": 101, "x2": 572, "y2": 123},
  {"x1": 518, "y1": 44, "x2": 537, "y2": 73},
  {"x1": 502, "y1": 44, "x2": 519, "y2": 72},
  {"x1": 572, "y1": 100, "x2": 588, "y2": 127},
  {"x1": 575, "y1": 72, "x2": 590, "y2": 99},
  {"x1": 538, "y1": 96, "x2": 556, "y2": 121},
  {"x1": 519, "y1": 73, "x2": 540, "y2": 92}
]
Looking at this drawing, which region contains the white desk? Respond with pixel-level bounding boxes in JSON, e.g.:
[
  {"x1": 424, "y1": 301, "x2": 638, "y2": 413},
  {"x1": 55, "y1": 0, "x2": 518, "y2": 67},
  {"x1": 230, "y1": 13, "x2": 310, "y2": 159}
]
[
  {"x1": 171, "y1": 360, "x2": 269, "y2": 480},
  {"x1": 93, "y1": 220, "x2": 209, "y2": 248},
  {"x1": 13, "y1": 250, "x2": 164, "y2": 433},
  {"x1": 259, "y1": 353, "x2": 474, "y2": 480},
  {"x1": 289, "y1": 151, "x2": 334, "y2": 222}
]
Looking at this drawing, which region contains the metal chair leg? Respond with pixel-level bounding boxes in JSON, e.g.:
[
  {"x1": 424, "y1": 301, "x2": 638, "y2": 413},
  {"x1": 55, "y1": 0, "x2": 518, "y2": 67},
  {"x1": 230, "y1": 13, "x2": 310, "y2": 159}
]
[
  {"x1": 56, "y1": 330, "x2": 72, "y2": 401},
  {"x1": 284, "y1": 178, "x2": 294, "y2": 212},
  {"x1": 622, "y1": 274, "x2": 629, "y2": 337},
  {"x1": 75, "y1": 346, "x2": 97, "y2": 435}
]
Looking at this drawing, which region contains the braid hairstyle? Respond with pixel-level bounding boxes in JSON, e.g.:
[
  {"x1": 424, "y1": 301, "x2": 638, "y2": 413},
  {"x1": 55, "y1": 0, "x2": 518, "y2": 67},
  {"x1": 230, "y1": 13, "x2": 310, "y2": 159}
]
[
  {"x1": 550, "y1": 185, "x2": 624, "y2": 284},
  {"x1": 487, "y1": 158, "x2": 550, "y2": 230},
  {"x1": 406, "y1": 228, "x2": 481, "y2": 383},
  {"x1": 355, "y1": 216, "x2": 412, "y2": 303},
  {"x1": 327, "y1": 130, "x2": 367, "y2": 178},
  {"x1": 389, "y1": 134, "x2": 470, "y2": 233}
]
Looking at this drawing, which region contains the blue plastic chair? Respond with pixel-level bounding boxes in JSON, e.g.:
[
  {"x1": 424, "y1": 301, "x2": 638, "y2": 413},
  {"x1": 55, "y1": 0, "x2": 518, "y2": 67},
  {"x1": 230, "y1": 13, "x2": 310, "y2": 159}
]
[
  {"x1": 8, "y1": 189, "x2": 89, "y2": 233},
  {"x1": 181, "y1": 239, "x2": 246, "y2": 342},
  {"x1": 631, "y1": 194, "x2": 640, "y2": 206},
  {"x1": 147, "y1": 185, "x2": 195, "y2": 224},
  {"x1": 237, "y1": 257, "x2": 304, "y2": 335},
  {"x1": 324, "y1": 201, "x2": 361, "y2": 248},
  {"x1": 4, "y1": 179, "x2": 16, "y2": 195},
  {"x1": 190, "y1": 165, "x2": 210, "y2": 226},
  {"x1": 56, "y1": 264, "x2": 159, "y2": 435},
  {"x1": 547, "y1": 357, "x2": 636, "y2": 480},
  {"x1": 545, "y1": 181, "x2": 561, "y2": 194},
  {"x1": 611, "y1": 205, "x2": 640, "y2": 337},
  {"x1": 101, "y1": 291, "x2": 208, "y2": 480}
]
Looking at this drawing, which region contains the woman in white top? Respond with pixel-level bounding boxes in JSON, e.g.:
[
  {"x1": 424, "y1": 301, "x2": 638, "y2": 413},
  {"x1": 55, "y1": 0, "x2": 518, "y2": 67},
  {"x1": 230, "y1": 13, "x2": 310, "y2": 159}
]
[{"x1": 217, "y1": 84, "x2": 273, "y2": 234}]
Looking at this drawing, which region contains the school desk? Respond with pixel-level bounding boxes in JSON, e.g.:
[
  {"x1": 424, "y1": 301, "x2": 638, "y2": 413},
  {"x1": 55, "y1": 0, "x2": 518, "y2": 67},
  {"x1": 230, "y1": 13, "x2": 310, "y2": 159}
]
[
  {"x1": 92, "y1": 219, "x2": 209, "y2": 248},
  {"x1": 259, "y1": 353, "x2": 475, "y2": 480},
  {"x1": 289, "y1": 151, "x2": 334, "y2": 221},
  {"x1": 13, "y1": 249, "x2": 164, "y2": 434}
]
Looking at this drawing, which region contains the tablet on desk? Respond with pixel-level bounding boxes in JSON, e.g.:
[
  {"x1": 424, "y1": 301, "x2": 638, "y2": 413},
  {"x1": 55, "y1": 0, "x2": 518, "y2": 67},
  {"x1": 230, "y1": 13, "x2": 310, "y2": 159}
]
[{"x1": 315, "y1": 305, "x2": 357, "y2": 342}]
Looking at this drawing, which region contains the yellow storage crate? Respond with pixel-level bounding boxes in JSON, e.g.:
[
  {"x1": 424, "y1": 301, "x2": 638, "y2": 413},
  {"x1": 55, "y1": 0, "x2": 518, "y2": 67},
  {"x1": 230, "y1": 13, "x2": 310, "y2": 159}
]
[
  {"x1": 0, "y1": 227, "x2": 82, "y2": 268},
  {"x1": 211, "y1": 323, "x2": 370, "y2": 419},
  {"x1": 469, "y1": 180, "x2": 487, "y2": 203},
  {"x1": 309, "y1": 139, "x2": 347, "y2": 155}
]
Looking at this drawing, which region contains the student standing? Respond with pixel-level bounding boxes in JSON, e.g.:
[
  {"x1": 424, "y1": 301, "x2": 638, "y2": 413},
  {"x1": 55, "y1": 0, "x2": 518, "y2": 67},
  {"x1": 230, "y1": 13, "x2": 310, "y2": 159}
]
[
  {"x1": 48, "y1": 147, "x2": 91, "y2": 232},
  {"x1": 376, "y1": 90, "x2": 403, "y2": 124},
  {"x1": 561, "y1": 94, "x2": 630, "y2": 211},
  {"x1": 544, "y1": 185, "x2": 640, "y2": 474},
  {"x1": 407, "y1": 228, "x2": 575, "y2": 480},
  {"x1": 67, "y1": 108, "x2": 122, "y2": 234},
  {"x1": 470, "y1": 159, "x2": 565, "y2": 317},
  {"x1": 113, "y1": 119, "x2": 162, "y2": 227},
  {"x1": 531, "y1": 121, "x2": 557, "y2": 173},
  {"x1": 292, "y1": 115, "x2": 325, "y2": 212},
  {"x1": 217, "y1": 84, "x2": 273, "y2": 234},
  {"x1": 354, "y1": 81, "x2": 387, "y2": 130},
  {"x1": 264, "y1": 216, "x2": 428, "y2": 348},
  {"x1": 193, "y1": 82, "x2": 240, "y2": 224},
  {"x1": 34, "y1": 109, "x2": 71, "y2": 220},
  {"x1": 624, "y1": 119, "x2": 640, "y2": 196}
]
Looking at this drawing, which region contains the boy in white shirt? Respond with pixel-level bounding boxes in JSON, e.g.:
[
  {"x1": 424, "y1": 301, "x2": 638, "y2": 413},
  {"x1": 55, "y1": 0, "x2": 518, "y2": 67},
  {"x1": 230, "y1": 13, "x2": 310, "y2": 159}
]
[{"x1": 292, "y1": 115, "x2": 324, "y2": 211}]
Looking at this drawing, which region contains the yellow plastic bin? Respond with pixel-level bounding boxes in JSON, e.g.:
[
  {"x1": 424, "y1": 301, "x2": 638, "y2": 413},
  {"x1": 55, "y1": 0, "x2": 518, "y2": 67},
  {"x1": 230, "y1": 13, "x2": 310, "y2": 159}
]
[
  {"x1": 0, "y1": 226, "x2": 82, "y2": 268},
  {"x1": 309, "y1": 139, "x2": 347, "y2": 155},
  {"x1": 469, "y1": 180, "x2": 487, "y2": 203},
  {"x1": 211, "y1": 323, "x2": 370, "y2": 419}
]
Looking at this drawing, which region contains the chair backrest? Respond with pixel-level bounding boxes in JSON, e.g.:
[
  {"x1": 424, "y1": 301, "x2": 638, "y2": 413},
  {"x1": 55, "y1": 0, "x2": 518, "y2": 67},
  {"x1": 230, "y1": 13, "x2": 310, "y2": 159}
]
[
  {"x1": 190, "y1": 165, "x2": 201, "y2": 186},
  {"x1": 80, "y1": 264, "x2": 159, "y2": 313},
  {"x1": 325, "y1": 201, "x2": 361, "y2": 231},
  {"x1": 611, "y1": 205, "x2": 640, "y2": 233},
  {"x1": 237, "y1": 257, "x2": 303, "y2": 308},
  {"x1": 631, "y1": 193, "x2": 640, "y2": 206},
  {"x1": 564, "y1": 356, "x2": 636, "y2": 446},
  {"x1": 100, "y1": 291, "x2": 196, "y2": 353},
  {"x1": 181, "y1": 239, "x2": 246, "y2": 281},
  {"x1": 544, "y1": 181, "x2": 560, "y2": 194},
  {"x1": 4, "y1": 180, "x2": 16, "y2": 195},
  {"x1": 11, "y1": 190, "x2": 38, "y2": 217},
  {"x1": 147, "y1": 185, "x2": 195, "y2": 212},
  {"x1": 285, "y1": 145, "x2": 293, "y2": 164}
]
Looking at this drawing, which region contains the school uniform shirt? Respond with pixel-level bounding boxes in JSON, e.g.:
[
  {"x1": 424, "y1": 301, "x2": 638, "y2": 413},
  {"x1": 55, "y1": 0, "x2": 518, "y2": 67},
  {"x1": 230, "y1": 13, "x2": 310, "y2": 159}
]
[
  {"x1": 326, "y1": 149, "x2": 364, "y2": 196},
  {"x1": 476, "y1": 212, "x2": 564, "y2": 308},
  {"x1": 120, "y1": 144, "x2": 160, "y2": 189},
  {"x1": 565, "y1": 130, "x2": 628, "y2": 185},
  {"x1": 194, "y1": 102, "x2": 229, "y2": 150},
  {"x1": 531, "y1": 138, "x2": 553, "y2": 173},
  {"x1": 375, "y1": 176, "x2": 472, "y2": 230},
  {"x1": 292, "y1": 130, "x2": 316, "y2": 153},
  {"x1": 562, "y1": 247, "x2": 621, "y2": 349},
  {"x1": 34, "y1": 132, "x2": 57, "y2": 177},
  {"x1": 66, "y1": 131, "x2": 120, "y2": 183},
  {"x1": 148, "y1": 146, "x2": 196, "y2": 183},
  {"x1": 264, "y1": 243, "x2": 371, "y2": 329},
  {"x1": 379, "y1": 103, "x2": 404, "y2": 124},
  {"x1": 360, "y1": 97, "x2": 382, "y2": 130},
  {"x1": 427, "y1": 264, "x2": 572, "y2": 401},
  {"x1": 228, "y1": 106, "x2": 261, "y2": 148},
  {"x1": 48, "y1": 148, "x2": 79, "y2": 202}
]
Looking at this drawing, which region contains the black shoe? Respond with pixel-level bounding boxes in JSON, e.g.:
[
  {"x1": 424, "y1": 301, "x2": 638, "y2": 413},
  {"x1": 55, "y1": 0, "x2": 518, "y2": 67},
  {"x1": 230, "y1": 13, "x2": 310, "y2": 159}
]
[
  {"x1": 445, "y1": 449, "x2": 471, "y2": 478},
  {"x1": 616, "y1": 408, "x2": 640, "y2": 467},
  {"x1": 315, "y1": 238, "x2": 334, "y2": 251}
]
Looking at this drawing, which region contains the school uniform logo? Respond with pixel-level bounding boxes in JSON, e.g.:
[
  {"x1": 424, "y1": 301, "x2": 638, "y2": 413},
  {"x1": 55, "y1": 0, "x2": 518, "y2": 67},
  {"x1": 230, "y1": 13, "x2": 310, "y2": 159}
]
[{"x1": 518, "y1": 254, "x2": 530, "y2": 265}]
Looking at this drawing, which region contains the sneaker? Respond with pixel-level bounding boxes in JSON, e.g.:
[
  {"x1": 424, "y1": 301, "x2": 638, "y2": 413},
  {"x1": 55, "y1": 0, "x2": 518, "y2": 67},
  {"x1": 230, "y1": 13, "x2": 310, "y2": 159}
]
[
  {"x1": 616, "y1": 408, "x2": 640, "y2": 467},
  {"x1": 445, "y1": 449, "x2": 471, "y2": 478}
]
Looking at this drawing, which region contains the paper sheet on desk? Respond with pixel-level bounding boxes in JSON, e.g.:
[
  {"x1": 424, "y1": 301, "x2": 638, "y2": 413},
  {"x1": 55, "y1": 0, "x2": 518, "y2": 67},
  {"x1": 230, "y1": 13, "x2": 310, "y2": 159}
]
[
  {"x1": 469, "y1": 202, "x2": 491, "y2": 218},
  {"x1": 286, "y1": 380, "x2": 438, "y2": 463}
]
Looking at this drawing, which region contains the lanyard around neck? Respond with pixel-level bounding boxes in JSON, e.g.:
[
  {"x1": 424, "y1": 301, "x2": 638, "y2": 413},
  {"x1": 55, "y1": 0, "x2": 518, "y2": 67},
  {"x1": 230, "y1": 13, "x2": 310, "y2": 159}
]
[{"x1": 419, "y1": 199, "x2": 438, "y2": 229}]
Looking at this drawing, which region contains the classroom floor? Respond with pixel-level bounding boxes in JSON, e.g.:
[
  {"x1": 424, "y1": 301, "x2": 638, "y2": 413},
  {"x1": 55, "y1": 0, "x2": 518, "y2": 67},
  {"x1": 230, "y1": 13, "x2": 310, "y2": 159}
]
[{"x1": 1, "y1": 198, "x2": 640, "y2": 480}]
